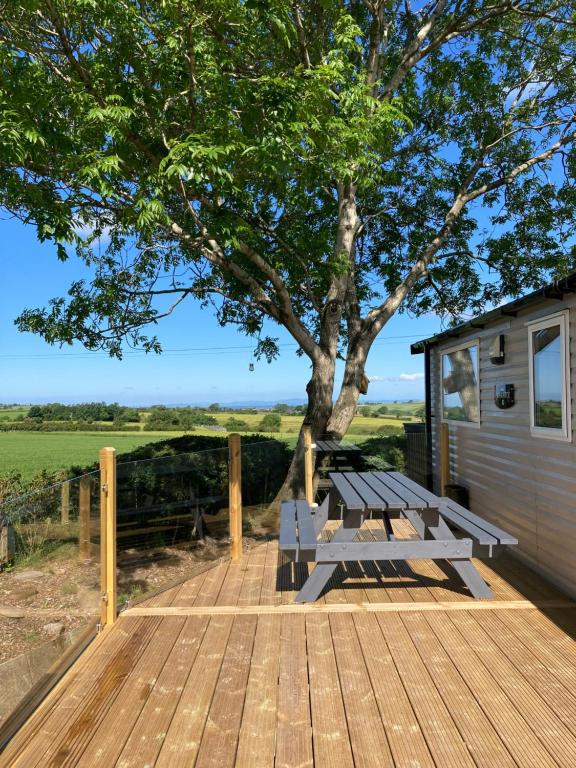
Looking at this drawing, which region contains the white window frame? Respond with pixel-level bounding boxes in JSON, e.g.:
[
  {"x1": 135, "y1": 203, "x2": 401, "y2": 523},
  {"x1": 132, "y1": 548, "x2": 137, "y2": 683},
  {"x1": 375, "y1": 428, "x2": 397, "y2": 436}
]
[
  {"x1": 441, "y1": 339, "x2": 481, "y2": 428},
  {"x1": 527, "y1": 310, "x2": 571, "y2": 441}
]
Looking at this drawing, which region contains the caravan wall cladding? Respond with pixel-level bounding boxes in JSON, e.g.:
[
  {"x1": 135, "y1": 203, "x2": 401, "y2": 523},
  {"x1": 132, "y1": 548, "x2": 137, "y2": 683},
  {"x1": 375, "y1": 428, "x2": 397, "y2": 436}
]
[{"x1": 431, "y1": 296, "x2": 576, "y2": 600}]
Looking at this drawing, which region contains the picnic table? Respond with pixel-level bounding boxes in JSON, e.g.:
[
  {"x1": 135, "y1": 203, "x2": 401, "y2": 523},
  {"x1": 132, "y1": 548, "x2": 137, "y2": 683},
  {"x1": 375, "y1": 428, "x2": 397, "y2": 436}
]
[
  {"x1": 313, "y1": 439, "x2": 364, "y2": 494},
  {"x1": 314, "y1": 439, "x2": 362, "y2": 457},
  {"x1": 280, "y1": 470, "x2": 517, "y2": 603}
]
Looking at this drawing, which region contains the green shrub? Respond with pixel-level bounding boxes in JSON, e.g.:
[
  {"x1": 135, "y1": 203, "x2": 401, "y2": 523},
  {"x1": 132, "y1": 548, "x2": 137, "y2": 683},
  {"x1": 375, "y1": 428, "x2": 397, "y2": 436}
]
[{"x1": 258, "y1": 413, "x2": 281, "y2": 432}]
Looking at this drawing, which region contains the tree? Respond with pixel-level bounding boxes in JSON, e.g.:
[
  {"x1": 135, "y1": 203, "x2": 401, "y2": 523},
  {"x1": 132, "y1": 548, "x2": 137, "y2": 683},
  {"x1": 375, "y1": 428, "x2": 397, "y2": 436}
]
[
  {"x1": 225, "y1": 416, "x2": 250, "y2": 432},
  {"x1": 2, "y1": 2, "x2": 576, "y2": 496},
  {"x1": 258, "y1": 413, "x2": 282, "y2": 433}
]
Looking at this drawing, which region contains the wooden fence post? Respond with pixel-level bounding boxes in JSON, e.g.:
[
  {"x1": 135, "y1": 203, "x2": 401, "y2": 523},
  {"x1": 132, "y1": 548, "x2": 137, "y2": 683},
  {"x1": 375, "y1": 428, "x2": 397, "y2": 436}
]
[
  {"x1": 0, "y1": 519, "x2": 15, "y2": 567},
  {"x1": 79, "y1": 476, "x2": 92, "y2": 560},
  {"x1": 99, "y1": 448, "x2": 117, "y2": 627},
  {"x1": 303, "y1": 425, "x2": 314, "y2": 505},
  {"x1": 440, "y1": 422, "x2": 450, "y2": 496},
  {"x1": 60, "y1": 481, "x2": 70, "y2": 526},
  {"x1": 228, "y1": 433, "x2": 242, "y2": 560}
]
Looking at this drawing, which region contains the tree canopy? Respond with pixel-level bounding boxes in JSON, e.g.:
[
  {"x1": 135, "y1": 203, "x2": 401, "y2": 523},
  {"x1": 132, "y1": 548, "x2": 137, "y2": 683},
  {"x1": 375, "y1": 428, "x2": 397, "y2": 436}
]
[{"x1": 2, "y1": 1, "x2": 576, "y2": 450}]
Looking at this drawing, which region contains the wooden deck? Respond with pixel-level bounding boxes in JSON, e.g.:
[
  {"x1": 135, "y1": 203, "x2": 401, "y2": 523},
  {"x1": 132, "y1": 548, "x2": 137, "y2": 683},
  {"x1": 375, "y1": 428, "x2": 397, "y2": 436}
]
[{"x1": 1, "y1": 521, "x2": 576, "y2": 767}]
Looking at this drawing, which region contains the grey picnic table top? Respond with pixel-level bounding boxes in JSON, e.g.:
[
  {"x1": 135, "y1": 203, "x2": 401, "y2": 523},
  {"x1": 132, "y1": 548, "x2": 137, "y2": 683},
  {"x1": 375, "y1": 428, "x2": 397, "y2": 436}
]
[
  {"x1": 329, "y1": 470, "x2": 439, "y2": 513},
  {"x1": 314, "y1": 439, "x2": 361, "y2": 454}
]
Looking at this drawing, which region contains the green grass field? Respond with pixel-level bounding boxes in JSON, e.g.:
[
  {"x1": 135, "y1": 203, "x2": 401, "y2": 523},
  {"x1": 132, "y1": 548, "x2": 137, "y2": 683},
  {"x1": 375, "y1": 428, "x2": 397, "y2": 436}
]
[
  {"x1": 0, "y1": 431, "x2": 189, "y2": 479},
  {"x1": 0, "y1": 408, "x2": 29, "y2": 422},
  {"x1": 0, "y1": 403, "x2": 423, "y2": 480}
]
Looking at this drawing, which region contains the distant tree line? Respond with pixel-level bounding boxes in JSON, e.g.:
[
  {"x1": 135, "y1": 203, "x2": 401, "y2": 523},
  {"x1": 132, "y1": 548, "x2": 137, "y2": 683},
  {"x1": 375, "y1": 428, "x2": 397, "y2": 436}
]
[
  {"x1": 27, "y1": 402, "x2": 140, "y2": 423},
  {"x1": 144, "y1": 406, "x2": 219, "y2": 431}
]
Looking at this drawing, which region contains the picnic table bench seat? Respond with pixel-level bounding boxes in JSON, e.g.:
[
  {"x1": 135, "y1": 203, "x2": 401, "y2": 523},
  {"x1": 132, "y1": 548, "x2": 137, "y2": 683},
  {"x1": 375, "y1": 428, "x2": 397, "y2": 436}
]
[
  {"x1": 439, "y1": 497, "x2": 518, "y2": 558},
  {"x1": 279, "y1": 500, "x2": 317, "y2": 561}
]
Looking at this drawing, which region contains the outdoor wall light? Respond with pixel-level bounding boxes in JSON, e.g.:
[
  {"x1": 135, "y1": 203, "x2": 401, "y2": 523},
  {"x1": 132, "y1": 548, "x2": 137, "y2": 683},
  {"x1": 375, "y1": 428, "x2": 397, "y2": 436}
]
[{"x1": 489, "y1": 334, "x2": 505, "y2": 365}]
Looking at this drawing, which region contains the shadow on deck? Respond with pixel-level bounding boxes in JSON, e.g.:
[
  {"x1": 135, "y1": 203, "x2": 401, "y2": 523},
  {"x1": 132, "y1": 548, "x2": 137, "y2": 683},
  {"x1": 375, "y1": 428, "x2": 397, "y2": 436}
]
[{"x1": 1, "y1": 522, "x2": 575, "y2": 767}]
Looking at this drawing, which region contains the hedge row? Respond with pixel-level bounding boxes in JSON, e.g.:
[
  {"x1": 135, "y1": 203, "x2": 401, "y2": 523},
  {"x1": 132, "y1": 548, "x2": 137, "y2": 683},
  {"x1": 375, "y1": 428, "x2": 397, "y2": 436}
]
[{"x1": 0, "y1": 420, "x2": 141, "y2": 432}]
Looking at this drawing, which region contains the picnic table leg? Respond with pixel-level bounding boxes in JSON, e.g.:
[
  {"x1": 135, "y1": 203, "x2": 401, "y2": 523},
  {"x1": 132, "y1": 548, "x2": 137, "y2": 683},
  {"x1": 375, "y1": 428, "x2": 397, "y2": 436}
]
[
  {"x1": 429, "y1": 517, "x2": 494, "y2": 599},
  {"x1": 312, "y1": 495, "x2": 330, "y2": 537},
  {"x1": 295, "y1": 511, "x2": 361, "y2": 603}
]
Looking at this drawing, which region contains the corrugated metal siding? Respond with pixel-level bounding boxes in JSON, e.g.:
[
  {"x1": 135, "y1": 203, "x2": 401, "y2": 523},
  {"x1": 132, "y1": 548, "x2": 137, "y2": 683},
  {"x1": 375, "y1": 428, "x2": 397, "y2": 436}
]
[{"x1": 431, "y1": 297, "x2": 576, "y2": 598}]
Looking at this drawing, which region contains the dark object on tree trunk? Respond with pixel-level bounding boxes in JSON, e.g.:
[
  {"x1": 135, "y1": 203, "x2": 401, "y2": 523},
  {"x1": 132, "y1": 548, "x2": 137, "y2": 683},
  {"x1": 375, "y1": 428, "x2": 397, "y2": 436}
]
[{"x1": 358, "y1": 373, "x2": 369, "y2": 395}]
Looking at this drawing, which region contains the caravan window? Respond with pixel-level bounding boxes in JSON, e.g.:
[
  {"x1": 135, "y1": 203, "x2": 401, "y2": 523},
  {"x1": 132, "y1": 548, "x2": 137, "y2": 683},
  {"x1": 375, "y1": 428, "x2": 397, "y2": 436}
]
[
  {"x1": 528, "y1": 312, "x2": 571, "y2": 440},
  {"x1": 441, "y1": 341, "x2": 480, "y2": 425}
]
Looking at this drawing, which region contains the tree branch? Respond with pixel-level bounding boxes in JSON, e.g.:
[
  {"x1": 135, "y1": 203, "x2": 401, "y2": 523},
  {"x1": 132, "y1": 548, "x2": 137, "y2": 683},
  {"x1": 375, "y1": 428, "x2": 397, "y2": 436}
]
[{"x1": 291, "y1": 3, "x2": 311, "y2": 68}]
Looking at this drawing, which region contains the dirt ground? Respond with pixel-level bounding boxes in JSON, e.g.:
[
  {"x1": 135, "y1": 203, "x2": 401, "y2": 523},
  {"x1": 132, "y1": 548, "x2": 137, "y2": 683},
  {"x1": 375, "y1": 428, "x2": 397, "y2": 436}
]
[{"x1": 0, "y1": 534, "x2": 264, "y2": 665}]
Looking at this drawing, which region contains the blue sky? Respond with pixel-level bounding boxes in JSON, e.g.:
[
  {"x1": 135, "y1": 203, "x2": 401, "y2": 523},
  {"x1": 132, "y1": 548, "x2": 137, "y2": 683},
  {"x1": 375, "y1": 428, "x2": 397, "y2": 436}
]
[{"x1": 0, "y1": 216, "x2": 443, "y2": 405}]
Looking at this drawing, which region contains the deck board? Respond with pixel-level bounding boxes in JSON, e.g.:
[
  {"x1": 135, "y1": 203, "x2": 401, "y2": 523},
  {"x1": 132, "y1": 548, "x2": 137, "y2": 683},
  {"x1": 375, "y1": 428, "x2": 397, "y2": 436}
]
[
  {"x1": 306, "y1": 614, "x2": 354, "y2": 768},
  {"x1": 275, "y1": 614, "x2": 313, "y2": 768},
  {"x1": 235, "y1": 615, "x2": 281, "y2": 768},
  {"x1": 115, "y1": 616, "x2": 210, "y2": 768},
  {"x1": 1, "y1": 538, "x2": 575, "y2": 768}
]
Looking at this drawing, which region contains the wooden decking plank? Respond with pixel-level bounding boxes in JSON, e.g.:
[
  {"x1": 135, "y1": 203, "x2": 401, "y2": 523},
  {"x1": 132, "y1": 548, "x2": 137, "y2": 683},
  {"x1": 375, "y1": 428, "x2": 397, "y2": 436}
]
[
  {"x1": 5, "y1": 617, "x2": 161, "y2": 768},
  {"x1": 195, "y1": 614, "x2": 258, "y2": 768},
  {"x1": 341, "y1": 560, "x2": 372, "y2": 604},
  {"x1": 352, "y1": 612, "x2": 435, "y2": 768},
  {"x1": 470, "y1": 558, "x2": 524, "y2": 601},
  {"x1": 376, "y1": 613, "x2": 477, "y2": 768},
  {"x1": 139, "y1": 584, "x2": 182, "y2": 608},
  {"x1": 500, "y1": 607, "x2": 576, "y2": 674},
  {"x1": 64, "y1": 617, "x2": 187, "y2": 767},
  {"x1": 122, "y1": 599, "x2": 576, "y2": 618},
  {"x1": 215, "y1": 559, "x2": 245, "y2": 605},
  {"x1": 329, "y1": 613, "x2": 395, "y2": 767},
  {"x1": 401, "y1": 553, "x2": 475, "y2": 602},
  {"x1": 155, "y1": 615, "x2": 234, "y2": 768},
  {"x1": 377, "y1": 559, "x2": 417, "y2": 603},
  {"x1": 305, "y1": 614, "x2": 354, "y2": 768},
  {"x1": 356, "y1": 557, "x2": 393, "y2": 604},
  {"x1": 393, "y1": 558, "x2": 439, "y2": 603},
  {"x1": 275, "y1": 614, "x2": 313, "y2": 768},
  {"x1": 193, "y1": 560, "x2": 230, "y2": 607},
  {"x1": 171, "y1": 567, "x2": 212, "y2": 606},
  {"x1": 321, "y1": 563, "x2": 349, "y2": 605},
  {"x1": 235, "y1": 615, "x2": 281, "y2": 768},
  {"x1": 237, "y1": 544, "x2": 267, "y2": 606},
  {"x1": 401, "y1": 612, "x2": 517, "y2": 768},
  {"x1": 425, "y1": 611, "x2": 559, "y2": 768},
  {"x1": 476, "y1": 611, "x2": 576, "y2": 731},
  {"x1": 448, "y1": 610, "x2": 576, "y2": 766},
  {"x1": 259, "y1": 540, "x2": 284, "y2": 606},
  {"x1": 115, "y1": 616, "x2": 211, "y2": 768},
  {"x1": 483, "y1": 555, "x2": 562, "y2": 601},
  {"x1": 0, "y1": 618, "x2": 146, "y2": 766}
]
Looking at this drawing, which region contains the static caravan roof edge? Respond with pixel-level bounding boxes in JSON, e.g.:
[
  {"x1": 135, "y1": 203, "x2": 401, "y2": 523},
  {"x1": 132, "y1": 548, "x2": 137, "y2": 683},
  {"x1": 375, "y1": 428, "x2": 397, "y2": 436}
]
[{"x1": 410, "y1": 272, "x2": 576, "y2": 355}]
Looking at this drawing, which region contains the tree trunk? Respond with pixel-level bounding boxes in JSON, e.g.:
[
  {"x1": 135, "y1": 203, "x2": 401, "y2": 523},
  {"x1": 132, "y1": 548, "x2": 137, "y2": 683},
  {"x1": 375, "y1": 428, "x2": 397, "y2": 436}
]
[
  {"x1": 273, "y1": 355, "x2": 335, "y2": 507},
  {"x1": 327, "y1": 349, "x2": 367, "y2": 438},
  {"x1": 272, "y1": 346, "x2": 369, "y2": 513}
]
